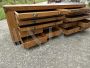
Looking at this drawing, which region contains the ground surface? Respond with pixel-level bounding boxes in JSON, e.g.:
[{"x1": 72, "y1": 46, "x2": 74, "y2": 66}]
[{"x1": 0, "y1": 20, "x2": 90, "y2": 68}]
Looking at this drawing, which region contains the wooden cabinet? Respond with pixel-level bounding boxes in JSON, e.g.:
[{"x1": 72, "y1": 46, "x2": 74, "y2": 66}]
[{"x1": 4, "y1": 3, "x2": 90, "y2": 48}]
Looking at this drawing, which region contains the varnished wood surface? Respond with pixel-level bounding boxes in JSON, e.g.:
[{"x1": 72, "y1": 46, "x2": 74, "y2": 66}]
[
  {"x1": 16, "y1": 11, "x2": 59, "y2": 19},
  {"x1": 18, "y1": 16, "x2": 65, "y2": 26},
  {"x1": 19, "y1": 21, "x2": 63, "y2": 31},
  {"x1": 64, "y1": 14, "x2": 90, "y2": 22},
  {"x1": 58, "y1": 7, "x2": 90, "y2": 16},
  {"x1": 4, "y1": 2, "x2": 90, "y2": 46},
  {"x1": 3, "y1": 2, "x2": 85, "y2": 11},
  {"x1": 63, "y1": 26, "x2": 80, "y2": 35}
]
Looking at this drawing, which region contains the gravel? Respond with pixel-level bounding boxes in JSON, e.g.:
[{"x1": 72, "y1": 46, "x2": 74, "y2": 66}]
[{"x1": 0, "y1": 20, "x2": 90, "y2": 68}]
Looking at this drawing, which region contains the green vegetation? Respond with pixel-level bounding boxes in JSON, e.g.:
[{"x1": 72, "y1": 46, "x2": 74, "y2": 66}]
[
  {"x1": 89, "y1": 2, "x2": 90, "y2": 6},
  {"x1": 0, "y1": 8, "x2": 5, "y2": 20},
  {"x1": 0, "y1": 0, "x2": 47, "y2": 20}
]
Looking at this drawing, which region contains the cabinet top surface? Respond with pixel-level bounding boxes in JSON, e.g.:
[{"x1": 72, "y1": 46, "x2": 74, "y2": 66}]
[{"x1": 3, "y1": 2, "x2": 85, "y2": 8}]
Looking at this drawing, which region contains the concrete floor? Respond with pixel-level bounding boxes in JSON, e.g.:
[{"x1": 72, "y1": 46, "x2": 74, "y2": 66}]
[{"x1": 0, "y1": 20, "x2": 90, "y2": 68}]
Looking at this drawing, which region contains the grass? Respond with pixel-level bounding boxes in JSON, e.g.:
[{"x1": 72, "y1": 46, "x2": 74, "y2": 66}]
[
  {"x1": 0, "y1": 0, "x2": 47, "y2": 20},
  {"x1": 0, "y1": 8, "x2": 5, "y2": 20}
]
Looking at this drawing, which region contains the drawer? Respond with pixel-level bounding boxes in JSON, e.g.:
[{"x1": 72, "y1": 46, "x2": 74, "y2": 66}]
[
  {"x1": 18, "y1": 21, "x2": 62, "y2": 31},
  {"x1": 35, "y1": 23, "x2": 55, "y2": 29},
  {"x1": 64, "y1": 14, "x2": 90, "y2": 22},
  {"x1": 60, "y1": 22, "x2": 78, "y2": 28},
  {"x1": 22, "y1": 33, "x2": 48, "y2": 48},
  {"x1": 78, "y1": 19, "x2": 90, "y2": 29},
  {"x1": 55, "y1": 21, "x2": 63, "y2": 25},
  {"x1": 18, "y1": 16, "x2": 64, "y2": 26},
  {"x1": 15, "y1": 11, "x2": 59, "y2": 20},
  {"x1": 62, "y1": 26, "x2": 80, "y2": 35},
  {"x1": 34, "y1": 21, "x2": 63, "y2": 29},
  {"x1": 44, "y1": 27, "x2": 62, "y2": 38},
  {"x1": 19, "y1": 29, "x2": 43, "y2": 38},
  {"x1": 58, "y1": 8, "x2": 89, "y2": 16},
  {"x1": 18, "y1": 26, "x2": 34, "y2": 31},
  {"x1": 18, "y1": 23, "x2": 54, "y2": 31}
]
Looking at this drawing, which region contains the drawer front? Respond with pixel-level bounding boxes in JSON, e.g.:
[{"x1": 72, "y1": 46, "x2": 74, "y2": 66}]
[
  {"x1": 35, "y1": 23, "x2": 55, "y2": 29},
  {"x1": 22, "y1": 40, "x2": 36, "y2": 48},
  {"x1": 19, "y1": 29, "x2": 43, "y2": 38},
  {"x1": 22, "y1": 34, "x2": 48, "y2": 48},
  {"x1": 58, "y1": 8, "x2": 89, "y2": 16},
  {"x1": 53, "y1": 30, "x2": 62, "y2": 36},
  {"x1": 64, "y1": 15, "x2": 90, "y2": 22},
  {"x1": 78, "y1": 22, "x2": 90, "y2": 28},
  {"x1": 63, "y1": 27, "x2": 80, "y2": 35},
  {"x1": 18, "y1": 16, "x2": 64, "y2": 26},
  {"x1": 61, "y1": 22, "x2": 77, "y2": 28},
  {"x1": 16, "y1": 11, "x2": 59, "y2": 20},
  {"x1": 46, "y1": 27, "x2": 62, "y2": 38},
  {"x1": 18, "y1": 20, "x2": 63, "y2": 31}
]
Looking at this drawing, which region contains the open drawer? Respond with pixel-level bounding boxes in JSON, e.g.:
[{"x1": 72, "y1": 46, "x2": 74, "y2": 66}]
[
  {"x1": 64, "y1": 14, "x2": 90, "y2": 22},
  {"x1": 78, "y1": 19, "x2": 90, "y2": 29},
  {"x1": 44, "y1": 27, "x2": 62, "y2": 38},
  {"x1": 62, "y1": 26, "x2": 80, "y2": 35},
  {"x1": 18, "y1": 29, "x2": 43, "y2": 38},
  {"x1": 18, "y1": 21, "x2": 63, "y2": 31},
  {"x1": 60, "y1": 22, "x2": 78, "y2": 28},
  {"x1": 34, "y1": 21, "x2": 63, "y2": 29},
  {"x1": 18, "y1": 15, "x2": 65, "y2": 26},
  {"x1": 21, "y1": 33, "x2": 48, "y2": 48},
  {"x1": 15, "y1": 10, "x2": 59, "y2": 20},
  {"x1": 58, "y1": 8, "x2": 90, "y2": 16}
]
